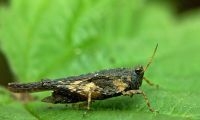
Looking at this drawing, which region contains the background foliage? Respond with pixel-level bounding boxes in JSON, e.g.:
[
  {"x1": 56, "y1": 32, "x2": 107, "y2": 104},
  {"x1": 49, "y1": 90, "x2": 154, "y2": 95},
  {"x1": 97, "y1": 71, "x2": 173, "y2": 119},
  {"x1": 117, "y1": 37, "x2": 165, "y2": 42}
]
[{"x1": 0, "y1": 0, "x2": 200, "y2": 119}]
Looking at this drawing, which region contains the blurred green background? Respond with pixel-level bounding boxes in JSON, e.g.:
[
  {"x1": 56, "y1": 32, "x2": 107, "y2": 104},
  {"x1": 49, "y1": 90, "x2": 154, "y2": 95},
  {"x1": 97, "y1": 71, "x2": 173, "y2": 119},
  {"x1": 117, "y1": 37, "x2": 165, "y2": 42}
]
[{"x1": 0, "y1": 0, "x2": 200, "y2": 120}]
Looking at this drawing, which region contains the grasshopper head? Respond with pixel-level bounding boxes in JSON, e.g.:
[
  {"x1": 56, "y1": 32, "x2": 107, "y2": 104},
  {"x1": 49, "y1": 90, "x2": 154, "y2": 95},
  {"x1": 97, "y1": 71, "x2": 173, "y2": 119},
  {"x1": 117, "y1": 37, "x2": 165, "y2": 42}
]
[
  {"x1": 131, "y1": 65, "x2": 144, "y2": 89},
  {"x1": 131, "y1": 44, "x2": 158, "y2": 89}
]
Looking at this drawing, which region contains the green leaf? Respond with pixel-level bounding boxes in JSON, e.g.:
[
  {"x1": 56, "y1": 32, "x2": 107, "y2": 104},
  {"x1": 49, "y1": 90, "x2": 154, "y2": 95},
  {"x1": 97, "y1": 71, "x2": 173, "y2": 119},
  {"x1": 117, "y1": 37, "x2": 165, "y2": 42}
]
[
  {"x1": 1, "y1": 0, "x2": 200, "y2": 119},
  {"x1": 0, "y1": 87, "x2": 37, "y2": 120}
]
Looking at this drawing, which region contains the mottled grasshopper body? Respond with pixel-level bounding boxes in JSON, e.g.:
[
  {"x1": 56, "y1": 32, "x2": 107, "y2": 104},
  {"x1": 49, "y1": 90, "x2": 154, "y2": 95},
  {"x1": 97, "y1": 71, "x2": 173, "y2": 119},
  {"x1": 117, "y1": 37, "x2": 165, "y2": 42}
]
[{"x1": 8, "y1": 44, "x2": 158, "y2": 112}]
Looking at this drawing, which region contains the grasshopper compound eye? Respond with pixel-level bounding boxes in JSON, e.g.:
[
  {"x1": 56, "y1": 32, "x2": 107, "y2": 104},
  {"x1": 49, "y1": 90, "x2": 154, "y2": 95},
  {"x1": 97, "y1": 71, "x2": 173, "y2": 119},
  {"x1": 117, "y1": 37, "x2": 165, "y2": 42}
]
[{"x1": 135, "y1": 66, "x2": 144, "y2": 75}]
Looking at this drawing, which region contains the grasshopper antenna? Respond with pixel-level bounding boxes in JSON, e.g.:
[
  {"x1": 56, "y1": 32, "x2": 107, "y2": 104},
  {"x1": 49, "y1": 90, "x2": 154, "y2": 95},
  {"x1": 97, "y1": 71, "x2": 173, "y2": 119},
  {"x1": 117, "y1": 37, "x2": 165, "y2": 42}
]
[{"x1": 143, "y1": 44, "x2": 158, "y2": 72}]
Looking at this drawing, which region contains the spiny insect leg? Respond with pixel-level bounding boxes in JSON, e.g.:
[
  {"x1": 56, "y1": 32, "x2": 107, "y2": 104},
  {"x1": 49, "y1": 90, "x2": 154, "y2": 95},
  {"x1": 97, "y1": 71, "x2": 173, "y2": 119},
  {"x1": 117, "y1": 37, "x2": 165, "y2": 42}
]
[
  {"x1": 87, "y1": 91, "x2": 92, "y2": 110},
  {"x1": 143, "y1": 77, "x2": 159, "y2": 88},
  {"x1": 123, "y1": 90, "x2": 155, "y2": 112},
  {"x1": 83, "y1": 90, "x2": 92, "y2": 116},
  {"x1": 139, "y1": 90, "x2": 155, "y2": 112}
]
